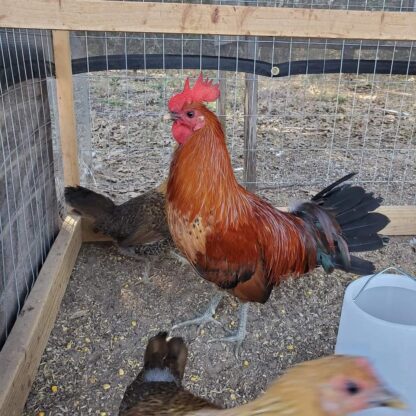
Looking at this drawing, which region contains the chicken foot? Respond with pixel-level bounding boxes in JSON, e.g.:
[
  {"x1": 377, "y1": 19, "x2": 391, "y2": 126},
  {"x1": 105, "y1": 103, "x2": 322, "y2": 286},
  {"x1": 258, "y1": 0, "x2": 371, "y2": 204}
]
[
  {"x1": 171, "y1": 293, "x2": 223, "y2": 332},
  {"x1": 117, "y1": 247, "x2": 152, "y2": 282},
  {"x1": 118, "y1": 245, "x2": 188, "y2": 281},
  {"x1": 169, "y1": 250, "x2": 190, "y2": 267},
  {"x1": 209, "y1": 302, "x2": 249, "y2": 358},
  {"x1": 118, "y1": 246, "x2": 143, "y2": 260}
]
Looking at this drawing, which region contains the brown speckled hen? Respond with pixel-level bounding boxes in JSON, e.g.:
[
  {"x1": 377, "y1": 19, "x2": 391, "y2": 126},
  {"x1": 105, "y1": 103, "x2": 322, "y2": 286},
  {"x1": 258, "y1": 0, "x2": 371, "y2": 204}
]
[
  {"x1": 65, "y1": 181, "x2": 187, "y2": 275},
  {"x1": 119, "y1": 332, "x2": 220, "y2": 416}
]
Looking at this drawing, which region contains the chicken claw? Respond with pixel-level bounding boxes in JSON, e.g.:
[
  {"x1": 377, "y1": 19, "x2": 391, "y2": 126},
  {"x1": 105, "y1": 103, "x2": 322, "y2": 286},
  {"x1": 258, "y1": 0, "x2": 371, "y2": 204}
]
[
  {"x1": 208, "y1": 303, "x2": 249, "y2": 358},
  {"x1": 169, "y1": 250, "x2": 190, "y2": 267},
  {"x1": 172, "y1": 293, "x2": 223, "y2": 332},
  {"x1": 118, "y1": 247, "x2": 152, "y2": 282}
]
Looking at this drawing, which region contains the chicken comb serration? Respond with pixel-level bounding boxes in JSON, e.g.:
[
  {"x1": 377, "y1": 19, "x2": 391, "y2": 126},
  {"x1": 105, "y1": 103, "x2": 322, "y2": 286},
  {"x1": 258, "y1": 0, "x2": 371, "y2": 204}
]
[{"x1": 168, "y1": 73, "x2": 220, "y2": 112}]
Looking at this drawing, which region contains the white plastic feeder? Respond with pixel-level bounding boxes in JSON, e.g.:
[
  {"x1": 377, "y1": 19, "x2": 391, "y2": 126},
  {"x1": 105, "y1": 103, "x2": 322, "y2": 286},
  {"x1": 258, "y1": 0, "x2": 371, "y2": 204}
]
[{"x1": 335, "y1": 267, "x2": 416, "y2": 415}]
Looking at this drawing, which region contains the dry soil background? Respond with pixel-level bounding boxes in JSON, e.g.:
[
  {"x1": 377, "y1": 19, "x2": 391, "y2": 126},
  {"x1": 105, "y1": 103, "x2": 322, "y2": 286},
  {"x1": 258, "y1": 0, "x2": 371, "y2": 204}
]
[{"x1": 24, "y1": 71, "x2": 416, "y2": 415}]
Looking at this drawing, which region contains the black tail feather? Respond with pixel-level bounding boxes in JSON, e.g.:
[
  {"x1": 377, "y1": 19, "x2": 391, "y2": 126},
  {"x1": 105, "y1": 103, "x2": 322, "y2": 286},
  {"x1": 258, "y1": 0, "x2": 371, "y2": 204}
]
[
  {"x1": 296, "y1": 172, "x2": 389, "y2": 275},
  {"x1": 323, "y1": 186, "x2": 366, "y2": 213},
  {"x1": 335, "y1": 255, "x2": 376, "y2": 275},
  {"x1": 336, "y1": 195, "x2": 383, "y2": 225},
  {"x1": 64, "y1": 186, "x2": 115, "y2": 221},
  {"x1": 346, "y1": 234, "x2": 388, "y2": 252},
  {"x1": 342, "y1": 213, "x2": 390, "y2": 239},
  {"x1": 311, "y1": 172, "x2": 357, "y2": 201}
]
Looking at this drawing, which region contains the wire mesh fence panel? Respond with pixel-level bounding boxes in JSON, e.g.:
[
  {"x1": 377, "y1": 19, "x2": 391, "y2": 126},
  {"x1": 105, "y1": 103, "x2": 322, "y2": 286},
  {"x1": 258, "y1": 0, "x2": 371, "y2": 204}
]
[
  {"x1": 1, "y1": 4, "x2": 415, "y2": 346},
  {"x1": 70, "y1": 30, "x2": 416, "y2": 208},
  {"x1": 0, "y1": 28, "x2": 60, "y2": 349},
  {"x1": 110, "y1": 0, "x2": 416, "y2": 10}
]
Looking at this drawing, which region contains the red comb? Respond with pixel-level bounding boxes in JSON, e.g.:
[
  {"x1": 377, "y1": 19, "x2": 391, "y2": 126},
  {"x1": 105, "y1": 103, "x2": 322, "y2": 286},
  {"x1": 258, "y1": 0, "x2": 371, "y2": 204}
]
[{"x1": 168, "y1": 73, "x2": 220, "y2": 112}]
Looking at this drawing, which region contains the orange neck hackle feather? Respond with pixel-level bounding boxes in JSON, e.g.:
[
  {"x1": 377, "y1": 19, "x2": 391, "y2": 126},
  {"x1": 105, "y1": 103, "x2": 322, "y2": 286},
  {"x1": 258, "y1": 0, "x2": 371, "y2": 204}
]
[
  {"x1": 166, "y1": 101, "x2": 316, "y2": 291},
  {"x1": 167, "y1": 104, "x2": 251, "y2": 228}
]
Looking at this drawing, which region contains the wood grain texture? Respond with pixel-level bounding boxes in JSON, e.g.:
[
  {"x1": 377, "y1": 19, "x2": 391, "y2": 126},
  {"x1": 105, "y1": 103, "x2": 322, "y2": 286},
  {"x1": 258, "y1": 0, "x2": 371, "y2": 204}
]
[
  {"x1": 374, "y1": 205, "x2": 416, "y2": 236},
  {"x1": 0, "y1": 215, "x2": 82, "y2": 416},
  {"x1": 52, "y1": 30, "x2": 80, "y2": 186},
  {"x1": 1, "y1": 1, "x2": 416, "y2": 40},
  {"x1": 81, "y1": 206, "x2": 415, "y2": 240}
]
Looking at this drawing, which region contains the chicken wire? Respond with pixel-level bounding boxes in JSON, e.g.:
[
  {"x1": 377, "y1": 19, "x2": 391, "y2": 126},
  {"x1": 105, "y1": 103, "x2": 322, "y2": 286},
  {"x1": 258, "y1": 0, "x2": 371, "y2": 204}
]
[
  {"x1": 70, "y1": 25, "x2": 416, "y2": 207},
  {"x1": 115, "y1": 0, "x2": 415, "y2": 10},
  {"x1": 1, "y1": 1, "x2": 415, "y2": 347},
  {"x1": 0, "y1": 28, "x2": 60, "y2": 349}
]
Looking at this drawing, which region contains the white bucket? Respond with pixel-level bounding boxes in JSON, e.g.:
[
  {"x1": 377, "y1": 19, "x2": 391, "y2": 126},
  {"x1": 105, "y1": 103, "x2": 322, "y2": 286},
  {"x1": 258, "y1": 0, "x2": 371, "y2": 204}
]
[{"x1": 335, "y1": 267, "x2": 416, "y2": 415}]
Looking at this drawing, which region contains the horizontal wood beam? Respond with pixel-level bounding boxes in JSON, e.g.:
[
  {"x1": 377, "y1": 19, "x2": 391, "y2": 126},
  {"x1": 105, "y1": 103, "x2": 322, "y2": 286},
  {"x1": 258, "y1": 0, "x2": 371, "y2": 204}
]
[
  {"x1": 374, "y1": 205, "x2": 416, "y2": 236},
  {"x1": 81, "y1": 206, "x2": 416, "y2": 241},
  {"x1": 1, "y1": 0, "x2": 416, "y2": 40},
  {"x1": 0, "y1": 215, "x2": 82, "y2": 416}
]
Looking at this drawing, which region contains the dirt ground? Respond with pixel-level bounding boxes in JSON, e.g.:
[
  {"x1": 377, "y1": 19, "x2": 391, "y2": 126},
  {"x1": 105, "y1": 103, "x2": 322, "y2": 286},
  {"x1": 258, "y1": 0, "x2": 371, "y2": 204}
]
[
  {"x1": 23, "y1": 71, "x2": 416, "y2": 415},
  {"x1": 23, "y1": 238, "x2": 415, "y2": 415}
]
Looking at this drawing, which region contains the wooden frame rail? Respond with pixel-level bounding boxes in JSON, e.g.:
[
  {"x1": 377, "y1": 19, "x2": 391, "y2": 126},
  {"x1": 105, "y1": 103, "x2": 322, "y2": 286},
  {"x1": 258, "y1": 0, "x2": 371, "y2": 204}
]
[
  {"x1": 82, "y1": 206, "x2": 416, "y2": 242},
  {"x1": 0, "y1": 215, "x2": 82, "y2": 416},
  {"x1": 1, "y1": 0, "x2": 416, "y2": 40}
]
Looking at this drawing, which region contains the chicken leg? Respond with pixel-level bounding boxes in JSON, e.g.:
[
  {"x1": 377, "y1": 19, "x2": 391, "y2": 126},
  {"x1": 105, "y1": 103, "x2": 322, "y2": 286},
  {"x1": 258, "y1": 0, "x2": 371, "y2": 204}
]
[
  {"x1": 172, "y1": 293, "x2": 223, "y2": 331},
  {"x1": 169, "y1": 249, "x2": 190, "y2": 267},
  {"x1": 209, "y1": 302, "x2": 249, "y2": 357},
  {"x1": 117, "y1": 246, "x2": 153, "y2": 282}
]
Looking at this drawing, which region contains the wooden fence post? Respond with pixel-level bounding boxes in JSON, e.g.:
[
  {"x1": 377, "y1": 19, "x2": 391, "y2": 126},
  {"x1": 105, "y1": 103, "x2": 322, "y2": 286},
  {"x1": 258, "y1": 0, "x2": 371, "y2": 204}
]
[{"x1": 52, "y1": 30, "x2": 80, "y2": 186}]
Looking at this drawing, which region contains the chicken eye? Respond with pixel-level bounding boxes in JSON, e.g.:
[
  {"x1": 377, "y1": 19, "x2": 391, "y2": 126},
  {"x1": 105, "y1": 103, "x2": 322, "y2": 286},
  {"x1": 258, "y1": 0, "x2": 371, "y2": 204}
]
[
  {"x1": 346, "y1": 381, "x2": 361, "y2": 395},
  {"x1": 186, "y1": 111, "x2": 195, "y2": 118}
]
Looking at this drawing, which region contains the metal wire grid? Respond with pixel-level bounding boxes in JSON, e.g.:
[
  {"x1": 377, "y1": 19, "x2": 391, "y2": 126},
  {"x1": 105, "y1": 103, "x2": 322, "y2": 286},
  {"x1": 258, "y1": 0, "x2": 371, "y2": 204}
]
[
  {"x1": 117, "y1": 0, "x2": 415, "y2": 10},
  {"x1": 0, "y1": 28, "x2": 59, "y2": 347},
  {"x1": 255, "y1": 38, "x2": 416, "y2": 206},
  {"x1": 0, "y1": 0, "x2": 413, "y2": 349},
  {"x1": 71, "y1": 29, "x2": 416, "y2": 207}
]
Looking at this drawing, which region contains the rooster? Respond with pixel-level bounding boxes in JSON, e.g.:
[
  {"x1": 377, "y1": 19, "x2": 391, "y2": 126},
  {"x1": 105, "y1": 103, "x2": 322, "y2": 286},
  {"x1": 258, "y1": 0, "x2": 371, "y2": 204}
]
[
  {"x1": 120, "y1": 333, "x2": 405, "y2": 415},
  {"x1": 65, "y1": 181, "x2": 187, "y2": 278},
  {"x1": 165, "y1": 75, "x2": 389, "y2": 350}
]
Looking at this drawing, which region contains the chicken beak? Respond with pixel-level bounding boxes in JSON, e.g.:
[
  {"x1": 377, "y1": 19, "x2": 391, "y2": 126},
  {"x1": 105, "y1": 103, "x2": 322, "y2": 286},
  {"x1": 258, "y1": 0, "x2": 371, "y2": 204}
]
[
  {"x1": 370, "y1": 387, "x2": 407, "y2": 410},
  {"x1": 163, "y1": 112, "x2": 179, "y2": 121}
]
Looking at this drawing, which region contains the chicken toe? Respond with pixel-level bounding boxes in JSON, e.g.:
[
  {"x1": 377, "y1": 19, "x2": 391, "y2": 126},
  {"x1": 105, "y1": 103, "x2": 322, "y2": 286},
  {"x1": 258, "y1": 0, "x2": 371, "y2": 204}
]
[
  {"x1": 208, "y1": 302, "x2": 249, "y2": 357},
  {"x1": 172, "y1": 293, "x2": 223, "y2": 332}
]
